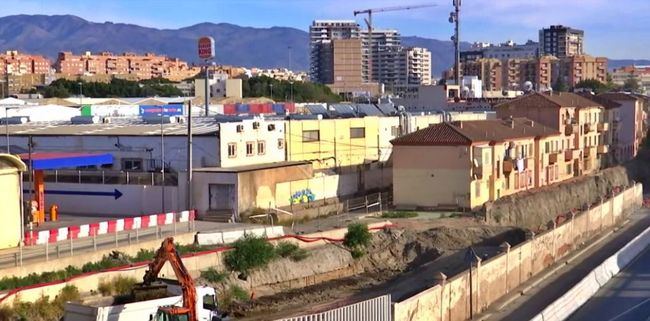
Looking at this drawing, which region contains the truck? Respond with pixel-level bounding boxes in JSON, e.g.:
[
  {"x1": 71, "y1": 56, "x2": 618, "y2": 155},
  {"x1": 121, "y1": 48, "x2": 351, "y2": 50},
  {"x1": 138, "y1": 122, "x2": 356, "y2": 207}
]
[
  {"x1": 64, "y1": 284, "x2": 222, "y2": 321},
  {"x1": 64, "y1": 237, "x2": 227, "y2": 321}
]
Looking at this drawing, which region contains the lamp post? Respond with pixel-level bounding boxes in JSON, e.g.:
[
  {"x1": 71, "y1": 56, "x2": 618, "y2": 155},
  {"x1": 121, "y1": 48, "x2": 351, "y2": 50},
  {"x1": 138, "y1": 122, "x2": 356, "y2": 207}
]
[
  {"x1": 269, "y1": 83, "x2": 274, "y2": 100},
  {"x1": 4, "y1": 106, "x2": 19, "y2": 153},
  {"x1": 290, "y1": 81, "x2": 294, "y2": 102},
  {"x1": 160, "y1": 110, "x2": 166, "y2": 213}
]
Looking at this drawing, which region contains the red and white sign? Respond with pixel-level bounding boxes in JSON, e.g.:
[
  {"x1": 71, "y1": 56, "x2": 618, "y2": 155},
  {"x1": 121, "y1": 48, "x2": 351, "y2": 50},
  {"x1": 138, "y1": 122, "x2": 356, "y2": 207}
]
[{"x1": 198, "y1": 36, "x2": 215, "y2": 60}]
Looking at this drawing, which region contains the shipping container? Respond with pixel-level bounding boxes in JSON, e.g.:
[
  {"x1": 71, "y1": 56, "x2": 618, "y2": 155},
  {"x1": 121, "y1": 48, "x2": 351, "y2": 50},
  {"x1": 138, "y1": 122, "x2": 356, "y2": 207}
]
[
  {"x1": 224, "y1": 104, "x2": 236, "y2": 115},
  {"x1": 236, "y1": 103, "x2": 250, "y2": 114}
]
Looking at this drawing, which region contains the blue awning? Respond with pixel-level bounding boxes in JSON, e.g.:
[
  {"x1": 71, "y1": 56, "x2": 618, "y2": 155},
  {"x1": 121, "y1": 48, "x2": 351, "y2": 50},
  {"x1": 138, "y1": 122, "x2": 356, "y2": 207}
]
[{"x1": 19, "y1": 152, "x2": 113, "y2": 170}]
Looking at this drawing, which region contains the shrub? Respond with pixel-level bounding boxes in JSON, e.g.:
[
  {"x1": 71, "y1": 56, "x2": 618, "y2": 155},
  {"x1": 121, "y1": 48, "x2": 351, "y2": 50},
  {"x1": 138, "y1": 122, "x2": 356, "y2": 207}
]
[
  {"x1": 343, "y1": 223, "x2": 372, "y2": 249},
  {"x1": 275, "y1": 241, "x2": 309, "y2": 262},
  {"x1": 224, "y1": 234, "x2": 276, "y2": 277},
  {"x1": 97, "y1": 276, "x2": 137, "y2": 297},
  {"x1": 5, "y1": 285, "x2": 80, "y2": 321},
  {"x1": 132, "y1": 249, "x2": 155, "y2": 262},
  {"x1": 97, "y1": 279, "x2": 113, "y2": 296},
  {"x1": 380, "y1": 211, "x2": 418, "y2": 219},
  {"x1": 200, "y1": 268, "x2": 228, "y2": 284},
  {"x1": 218, "y1": 284, "x2": 250, "y2": 310},
  {"x1": 350, "y1": 248, "x2": 365, "y2": 259}
]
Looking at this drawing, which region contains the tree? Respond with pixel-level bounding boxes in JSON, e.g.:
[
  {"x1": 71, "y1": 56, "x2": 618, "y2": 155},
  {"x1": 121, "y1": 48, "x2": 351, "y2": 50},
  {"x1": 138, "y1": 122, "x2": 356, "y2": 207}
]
[
  {"x1": 623, "y1": 75, "x2": 642, "y2": 94},
  {"x1": 574, "y1": 79, "x2": 611, "y2": 94},
  {"x1": 553, "y1": 77, "x2": 568, "y2": 92}
]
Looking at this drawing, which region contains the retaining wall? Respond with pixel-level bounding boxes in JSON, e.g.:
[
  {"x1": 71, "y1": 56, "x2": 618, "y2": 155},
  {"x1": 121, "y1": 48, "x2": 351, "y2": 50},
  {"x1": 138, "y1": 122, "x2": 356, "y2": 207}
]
[{"x1": 393, "y1": 183, "x2": 643, "y2": 321}]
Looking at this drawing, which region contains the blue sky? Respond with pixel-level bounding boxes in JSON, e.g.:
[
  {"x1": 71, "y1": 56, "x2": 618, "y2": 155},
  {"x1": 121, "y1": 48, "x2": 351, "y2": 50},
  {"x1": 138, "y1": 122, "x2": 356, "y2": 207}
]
[{"x1": 3, "y1": 0, "x2": 649, "y2": 59}]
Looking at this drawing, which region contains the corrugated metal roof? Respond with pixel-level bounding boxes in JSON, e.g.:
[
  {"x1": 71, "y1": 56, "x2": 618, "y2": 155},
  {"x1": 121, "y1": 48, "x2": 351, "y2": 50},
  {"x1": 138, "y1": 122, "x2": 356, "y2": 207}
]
[{"x1": 356, "y1": 104, "x2": 383, "y2": 116}]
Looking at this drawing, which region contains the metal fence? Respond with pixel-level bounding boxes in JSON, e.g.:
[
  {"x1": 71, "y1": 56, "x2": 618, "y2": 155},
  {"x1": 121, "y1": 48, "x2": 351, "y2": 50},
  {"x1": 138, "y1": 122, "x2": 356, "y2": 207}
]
[
  {"x1": 276, "y1": 295, "x2": 392, "y2": 321},
  {"x1": 22, "y1": 169, "x2": 178, "y2": 186}
]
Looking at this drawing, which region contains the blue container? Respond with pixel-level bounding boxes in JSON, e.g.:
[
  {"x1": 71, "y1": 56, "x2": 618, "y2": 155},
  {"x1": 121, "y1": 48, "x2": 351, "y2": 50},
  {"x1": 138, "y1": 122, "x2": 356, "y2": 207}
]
[
  {"x1": 236, "y1": 103, "x2": 250, "y2": 113},
  {"x1": 272, "y1": 103, "x2": 285, "y2": 113}
]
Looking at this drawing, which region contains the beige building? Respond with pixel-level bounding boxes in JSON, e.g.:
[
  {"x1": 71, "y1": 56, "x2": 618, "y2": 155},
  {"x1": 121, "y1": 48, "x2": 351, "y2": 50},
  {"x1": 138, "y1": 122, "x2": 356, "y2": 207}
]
[
  {"x1": 0, "y1": 154, "x2": 26, "y2": 250},
  {"x1": 391, "y1": 118, "x2": 562, "y2": 210}
]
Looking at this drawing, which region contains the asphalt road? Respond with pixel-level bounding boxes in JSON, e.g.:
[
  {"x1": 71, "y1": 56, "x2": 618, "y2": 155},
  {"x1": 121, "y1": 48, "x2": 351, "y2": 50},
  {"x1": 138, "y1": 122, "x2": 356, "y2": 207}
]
[
  {"x1": 481, "y1": 208, "x2": 650, "y2": 321},
  {"x1": 568, "y1": 244, "x2": 650, "y2": 321}
]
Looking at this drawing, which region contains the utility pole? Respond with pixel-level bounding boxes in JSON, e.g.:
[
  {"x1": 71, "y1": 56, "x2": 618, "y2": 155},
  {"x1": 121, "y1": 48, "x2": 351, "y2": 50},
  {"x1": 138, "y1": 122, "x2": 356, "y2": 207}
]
[
  {"x1": 160, "y1": 111, "x2": 166, "y2": 213},
  {"x1": 204, "y1": 63, "x2": 210, "y2": 116},
  {"x1": 186, "y1": 101, "x2": 193, "y2": 210},
  {"x1": 452, "y1": 0, "x2": 461, "y2": 96}
]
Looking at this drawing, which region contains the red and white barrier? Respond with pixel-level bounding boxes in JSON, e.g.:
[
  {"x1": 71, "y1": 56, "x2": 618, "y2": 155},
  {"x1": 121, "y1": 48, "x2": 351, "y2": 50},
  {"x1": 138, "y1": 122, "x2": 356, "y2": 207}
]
[{"x1": 23, "y1": 210, "x2": 196, "y2": 246}]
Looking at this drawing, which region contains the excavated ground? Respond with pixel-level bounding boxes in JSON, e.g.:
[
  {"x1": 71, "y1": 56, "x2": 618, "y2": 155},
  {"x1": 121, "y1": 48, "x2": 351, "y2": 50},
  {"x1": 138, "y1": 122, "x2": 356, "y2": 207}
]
[{"x1": 227, "y1": 223, "x2": 525, "y2": 320}]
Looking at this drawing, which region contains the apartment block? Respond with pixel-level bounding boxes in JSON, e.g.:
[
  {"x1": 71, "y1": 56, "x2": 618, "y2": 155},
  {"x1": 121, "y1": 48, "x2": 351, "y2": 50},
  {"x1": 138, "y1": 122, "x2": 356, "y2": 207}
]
[
  {"x1": 398, "y1": 47, "x2": 432, "y2": 85},
  {"x1": 391, "y1": 118, "x2": 564, "y2": 209},
  {"x1": 496, "y1": 92, "x2": 609, "y2": 176},
  {"x1": 562, "y1": 55, "x2": 607, "y2": 85},
  {"x1": 611, "y1": 65, "x2": 650, "y2": 95},
  {"x1": 55, "y1": 51, "x2": 199, "y2": 81},
  {"x1": 309, "y1": 20, "x2": 361, "y2": 84},
  {"x1": 539, "y1": 25, "x2": 584, "y2": 58},
  {"x1": 598, "y1": 93, "x2": 647, "y2": 163},
  {"x1": 461, "y1": 58, "x2": 502, "y2": 91},
  {"x1": 0, "y1": 51, "x2": 51, "y2": 76},
  {"x1": 461, "y1": 40, "x2": 539, "y2": 63}
]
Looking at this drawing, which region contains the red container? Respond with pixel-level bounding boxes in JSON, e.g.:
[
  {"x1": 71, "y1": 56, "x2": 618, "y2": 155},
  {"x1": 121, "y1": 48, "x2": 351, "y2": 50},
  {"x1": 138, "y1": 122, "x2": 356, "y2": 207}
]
[
  {"x1": 250, "y1": 103, "x2": 263, "y2": 114},
  {"x1": 285, "y1": 103, "x2": 296, "y2": 113},
  {"x1": 224, "y1": 104, "x2": 236, "y2": 115},
  {"x1": 261, "y1": 103, "x2": 272, "y2": 114}
]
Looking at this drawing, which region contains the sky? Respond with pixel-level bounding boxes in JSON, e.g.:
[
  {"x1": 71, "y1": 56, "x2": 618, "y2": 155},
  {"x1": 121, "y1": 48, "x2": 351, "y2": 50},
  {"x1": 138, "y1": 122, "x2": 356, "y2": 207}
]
[{"x1": 2, "y1": 0, "x2": 649, "y2": 59}]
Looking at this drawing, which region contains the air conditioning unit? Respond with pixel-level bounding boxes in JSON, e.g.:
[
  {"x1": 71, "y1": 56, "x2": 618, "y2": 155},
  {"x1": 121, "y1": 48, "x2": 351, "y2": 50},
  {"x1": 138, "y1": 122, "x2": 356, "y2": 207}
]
[
  {"x1": 236, "y1": 124, "x2": 244, "y2": 132},
  {"x1": 268, "y1": 124, "x2": 276, "y2": 131},
  {"x1": 253, "y1": 121, "x2": 260, "y2": 129}
]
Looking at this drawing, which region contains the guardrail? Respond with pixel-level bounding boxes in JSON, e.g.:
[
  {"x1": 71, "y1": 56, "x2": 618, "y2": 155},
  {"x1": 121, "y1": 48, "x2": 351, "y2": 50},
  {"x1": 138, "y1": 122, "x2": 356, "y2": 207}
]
[{"x1": 23, "y1": 169, "x2": 178, "y2": 186}]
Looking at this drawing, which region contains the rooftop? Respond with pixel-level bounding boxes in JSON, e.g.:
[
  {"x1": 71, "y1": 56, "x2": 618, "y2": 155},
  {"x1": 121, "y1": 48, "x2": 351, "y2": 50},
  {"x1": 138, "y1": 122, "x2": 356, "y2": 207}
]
[
  {"x1": 391, "y1": 118, "x2": 560, "y2": 146},
  {"x1": 598, "y1": 92, "x2": 642, "y2": 102},
  {"x1": 194, "y1": 161, "x2": 310, "y2": 173},
  {"x1": 576, "y1": 93, "x2": 622, "y2": 110},
  {"x1": 497, "y1": 92, "x2": 604, "y2": 110}
]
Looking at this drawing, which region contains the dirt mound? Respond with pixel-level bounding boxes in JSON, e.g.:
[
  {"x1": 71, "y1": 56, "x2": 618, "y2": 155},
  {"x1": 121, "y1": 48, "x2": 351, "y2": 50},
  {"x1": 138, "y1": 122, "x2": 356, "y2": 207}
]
[
  {"x1": 233, "y1": 224, "x2": 525, "y2": 319},
  {"x1": 485, "y1": 166, "x2": 632, "y2": 230}
]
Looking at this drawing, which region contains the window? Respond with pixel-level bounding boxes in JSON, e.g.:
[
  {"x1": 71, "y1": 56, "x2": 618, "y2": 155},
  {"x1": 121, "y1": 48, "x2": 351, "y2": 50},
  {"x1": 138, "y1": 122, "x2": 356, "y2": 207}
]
[
  {"x1": 227, "y1": 143, "x2": 237, "y2": 158},
  {"x1": 566, "y1": 164, "x2": 572, "y2": 175},
  {"x1": 350, "y1": 127, "x2": 365, "y2": 139},
  {"x1": 391, "y1": 126, "x2": 400, "y2": 137},
  {"x1": 257, "y1": 141, "x2": 265, "y2": 155},
  {"x1": 278, "y1": 138, "x2": 285, "y2": 149},
  {"x1": 121, "y1": 158, "x2": 143, "y2": 171},
  {"x1": 246, "y1": 142, "x2": 254, "y2": 156},
  {"x1": 302, "y1": 130, "x2": 320, "y2": 142}
]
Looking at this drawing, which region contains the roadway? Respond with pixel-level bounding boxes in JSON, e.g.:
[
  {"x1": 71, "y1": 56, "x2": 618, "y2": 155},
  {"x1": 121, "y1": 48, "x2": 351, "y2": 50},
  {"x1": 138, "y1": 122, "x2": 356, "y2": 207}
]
[
  {"x1": 479, "y1": 208, "x2": 650, "y2": 321},
  {"x1": 568, "y1": 243, "x2": 650, "y2": 321}
]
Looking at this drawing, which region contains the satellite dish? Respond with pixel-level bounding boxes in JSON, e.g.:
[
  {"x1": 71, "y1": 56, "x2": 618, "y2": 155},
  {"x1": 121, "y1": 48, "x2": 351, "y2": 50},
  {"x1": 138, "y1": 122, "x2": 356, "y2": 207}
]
[
  {"x1": 461, "y1": 86, "x2": 470, "y2": 97},
  {"x1": 523, "y1": 81, "x2": 533, "y2": 92}
]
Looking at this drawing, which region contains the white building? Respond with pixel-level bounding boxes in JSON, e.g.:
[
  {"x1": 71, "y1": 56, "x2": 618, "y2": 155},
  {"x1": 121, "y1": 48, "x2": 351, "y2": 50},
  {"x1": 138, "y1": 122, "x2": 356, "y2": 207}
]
[{"x1": 194, "y1": 73, "x2": 243, "y2": 101}]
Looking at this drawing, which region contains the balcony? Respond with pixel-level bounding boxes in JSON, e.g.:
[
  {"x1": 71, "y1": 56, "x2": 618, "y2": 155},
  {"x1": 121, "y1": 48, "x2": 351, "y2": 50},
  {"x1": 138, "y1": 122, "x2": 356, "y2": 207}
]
[
  {"x1": 565, "y1": 124, "x2": 578, "y2": 136},
  {"x1": 597, "y1": 123, "x2": 609, "y2": 132},
  {"x1": 584, "y1": 146, "x2": 596, "y2": 158},
  {"x1": 549, "y1": 152, "x2": 560, "y2": 164},
  {"x1": 472, "y1": 164, "x2": 483, "y2": 180},
  {"x1": 584, "y1": 123, "x2": 594, "y2": 133},
  {"x1": 597, "y1": 145, "x2": 609, "y2": 154},
  {"x1": 565, "y1": 149, "x2": 581, "y2": 161},
  {"x1": 503, "y1": 160, "x2": 514, "y2": 174}
]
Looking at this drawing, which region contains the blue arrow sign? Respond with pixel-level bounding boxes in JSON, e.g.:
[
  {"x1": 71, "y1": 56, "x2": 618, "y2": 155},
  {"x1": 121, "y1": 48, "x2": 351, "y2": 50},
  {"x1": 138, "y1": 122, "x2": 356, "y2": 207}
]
[{"x1": 23, "y1": 189, "x2": 123, "y2": 200}]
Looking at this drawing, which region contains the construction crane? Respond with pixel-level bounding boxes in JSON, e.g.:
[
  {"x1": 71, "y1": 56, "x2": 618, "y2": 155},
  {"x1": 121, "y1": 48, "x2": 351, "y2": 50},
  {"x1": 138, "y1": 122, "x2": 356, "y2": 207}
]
[{"x1": 353, "y1": 3, "x2": 438, "y2": 82}]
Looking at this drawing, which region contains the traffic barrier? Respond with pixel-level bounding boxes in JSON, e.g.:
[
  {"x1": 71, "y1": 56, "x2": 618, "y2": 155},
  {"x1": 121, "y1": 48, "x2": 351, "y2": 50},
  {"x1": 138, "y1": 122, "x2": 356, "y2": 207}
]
[
  {"x1": 530, "y1": 221, "x2": 650, "y2": 321},
  {"x1": 22, "y1": 210, "x2": 197, "y2": 247}
]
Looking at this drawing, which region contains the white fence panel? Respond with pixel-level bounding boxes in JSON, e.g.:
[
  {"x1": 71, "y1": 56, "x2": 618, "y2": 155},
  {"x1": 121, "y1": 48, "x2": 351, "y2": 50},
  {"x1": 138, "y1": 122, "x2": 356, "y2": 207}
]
[{"x1": 276, "y1": 295, "x2": 391, "y2": 321}]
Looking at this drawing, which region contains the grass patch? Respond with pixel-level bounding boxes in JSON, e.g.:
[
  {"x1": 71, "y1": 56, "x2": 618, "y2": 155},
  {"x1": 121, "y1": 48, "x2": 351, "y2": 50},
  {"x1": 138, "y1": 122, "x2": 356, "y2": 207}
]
[
  {"x1": 200, "y1": 268, "x2": 228, "y2": 284},
  {"x1": 380, "y1": 211, "x2": 418, "y2": 219},
  {"x1": 96, "y1": 276, "x2": 137, "y2": 297},
  {"x1": 218, "y1": 284, "x2": 250, "y2": 310},
  {"x1": 274, "y1": 241, "x2": 309, "y2": 262}
]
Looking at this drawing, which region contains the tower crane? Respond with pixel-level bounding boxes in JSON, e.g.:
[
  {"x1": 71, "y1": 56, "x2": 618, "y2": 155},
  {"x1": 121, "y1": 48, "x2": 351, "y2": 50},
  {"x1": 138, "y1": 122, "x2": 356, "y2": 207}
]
[{"x1": 353, "y1": 4, "x2": 438, "y2": 82}]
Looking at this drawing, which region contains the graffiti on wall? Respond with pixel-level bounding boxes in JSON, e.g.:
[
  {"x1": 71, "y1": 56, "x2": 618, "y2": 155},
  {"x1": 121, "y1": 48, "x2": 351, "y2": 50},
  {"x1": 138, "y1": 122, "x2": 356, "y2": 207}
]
[{"x1": 290, "y1": 189, "x2": 316, "y2": 204}]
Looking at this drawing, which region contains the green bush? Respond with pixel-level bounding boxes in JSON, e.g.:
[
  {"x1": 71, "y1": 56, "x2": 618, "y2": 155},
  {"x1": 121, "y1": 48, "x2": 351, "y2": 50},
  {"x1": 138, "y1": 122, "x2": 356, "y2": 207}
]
[
  {"x1": 218, "y1": 284, "x2": 250, "y2": 310},
  {"x1": 275, "y1": 241, "x2": 309, "y2": 262},
  {"x1": 343, "y1": 223, "x2": 372, "y2": 249},
  {"x1": 350, "y1": 248, "x2": 365, "y2": 259},
  {"x1": 132, "y1": 249, "x2": 155, "y2": 262},
  {"x1": 224, "y1": 234, "x2": 276, "y2": 277},
  {"x1": 3, "y1": 285, "x2": 80, "y2": 321},
  {"x1": 97, "y1": 276, "x2": 137, "y2": 297},
  {"x1": 380, "y1": 211, "x2": 418, "y2": 219},
  {"x1": 200, "y1": 268, "x2": 228, "y2": 284}
]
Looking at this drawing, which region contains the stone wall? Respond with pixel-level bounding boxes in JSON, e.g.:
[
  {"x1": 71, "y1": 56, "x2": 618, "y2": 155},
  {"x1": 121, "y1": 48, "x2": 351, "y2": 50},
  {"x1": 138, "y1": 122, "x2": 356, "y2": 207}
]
[{"x1": 484, "y1": 166, "x2": 633, "y2": 230}]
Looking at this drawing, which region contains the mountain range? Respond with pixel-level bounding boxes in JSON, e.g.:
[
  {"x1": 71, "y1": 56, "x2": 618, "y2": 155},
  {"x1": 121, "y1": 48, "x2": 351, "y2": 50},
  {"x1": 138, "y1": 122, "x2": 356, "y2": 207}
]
[{"x1": 0, "y1": 15, "x2": 644, "y2": 77}]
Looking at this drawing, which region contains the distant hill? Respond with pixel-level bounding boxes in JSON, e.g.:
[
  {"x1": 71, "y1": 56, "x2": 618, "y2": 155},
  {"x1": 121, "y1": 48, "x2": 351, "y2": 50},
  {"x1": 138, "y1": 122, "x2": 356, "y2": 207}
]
[
  {"x1": 0, "y1": 15, "x2": 644, "y2": 77},
  {"x1": 608, "y1": 59, "x2": 650, "y2": 70},
  {"x1": 0, "y1": 14, "x2": 468, "y2": 76}
]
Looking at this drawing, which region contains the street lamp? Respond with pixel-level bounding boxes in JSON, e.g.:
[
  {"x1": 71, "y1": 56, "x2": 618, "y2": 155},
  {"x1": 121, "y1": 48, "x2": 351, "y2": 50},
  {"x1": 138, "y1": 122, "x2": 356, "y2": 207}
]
[
  {"x1": 290, "y1": 80, "x2": 294, "y2": 102},
  {"x1": 269, "y1": 83, "x2": 274, "y2": 100},
  {"x1": 160, "y1": 110, "x2": 166, "y2": 213}
]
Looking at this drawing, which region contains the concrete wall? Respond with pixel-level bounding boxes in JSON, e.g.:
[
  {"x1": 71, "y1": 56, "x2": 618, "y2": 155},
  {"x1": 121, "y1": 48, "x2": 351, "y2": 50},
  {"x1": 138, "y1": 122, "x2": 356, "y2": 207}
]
[
  {"x1": 0, "y1": 156, "x2": 24, "y2": 250},
  {"x1": 24, "y1": 182, "x2": 180, "y2": 215},
  {"x1": 393, "y1": 183, "x2": 643, "y2": 321},
  {"x1": 393, "y1": 145, "x2": 471, "y2": 209}
]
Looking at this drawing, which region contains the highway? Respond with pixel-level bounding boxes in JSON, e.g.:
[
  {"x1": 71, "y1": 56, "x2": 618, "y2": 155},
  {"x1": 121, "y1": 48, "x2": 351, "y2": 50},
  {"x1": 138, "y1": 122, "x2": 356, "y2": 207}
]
[
  {"x1": 568, "y1": 244, "x2": 650, "y2": 321},
  {"x1": 480, "y1": 208, "x2": 650, "y2": 321}
]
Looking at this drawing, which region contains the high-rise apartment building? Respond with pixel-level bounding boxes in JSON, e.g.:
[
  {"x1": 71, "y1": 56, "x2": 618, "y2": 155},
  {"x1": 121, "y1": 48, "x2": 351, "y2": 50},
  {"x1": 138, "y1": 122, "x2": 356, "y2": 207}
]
[
  {"x1": 360, "y1": 29, "x2": 402, "y2": 84},
  {"x1": 398, "y1": 47, "x2": 432, "y2": 85},
  {"x1": 539, "y1": 25, "x2": 584, "y2": 58},
  {"x1": 309, "y1": 20, "x2": 360, "y2": 84}
]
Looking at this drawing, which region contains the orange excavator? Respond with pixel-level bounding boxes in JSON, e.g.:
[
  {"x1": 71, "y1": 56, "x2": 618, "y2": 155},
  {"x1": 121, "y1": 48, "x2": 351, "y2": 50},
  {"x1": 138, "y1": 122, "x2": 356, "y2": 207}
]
[{"x1": 140, "y1": 237, "x2": 221, "y2": 321}]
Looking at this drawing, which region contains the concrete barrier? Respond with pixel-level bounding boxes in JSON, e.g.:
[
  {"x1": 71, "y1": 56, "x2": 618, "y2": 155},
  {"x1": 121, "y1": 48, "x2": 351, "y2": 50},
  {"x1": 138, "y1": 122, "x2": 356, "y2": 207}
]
[
  {"x1": 531, "y1": 222, "x2": 650, "y2": 321},
  {"x1": 196, "y1": 226, "x2": 285, "y2": 246}
]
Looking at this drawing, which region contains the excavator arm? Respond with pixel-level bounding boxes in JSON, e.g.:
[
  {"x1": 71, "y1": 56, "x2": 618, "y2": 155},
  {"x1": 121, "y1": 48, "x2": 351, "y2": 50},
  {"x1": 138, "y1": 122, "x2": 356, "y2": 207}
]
[{"x1": 143, "y1": 237, "x2": 198, "y2": 321}]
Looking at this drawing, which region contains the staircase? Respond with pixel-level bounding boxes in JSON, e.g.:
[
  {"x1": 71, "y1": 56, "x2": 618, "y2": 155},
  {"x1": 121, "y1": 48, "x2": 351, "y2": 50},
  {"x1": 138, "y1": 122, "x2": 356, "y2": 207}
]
[{"x1": 202, "y1": 210, "x2": 235, "y2": 223}]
